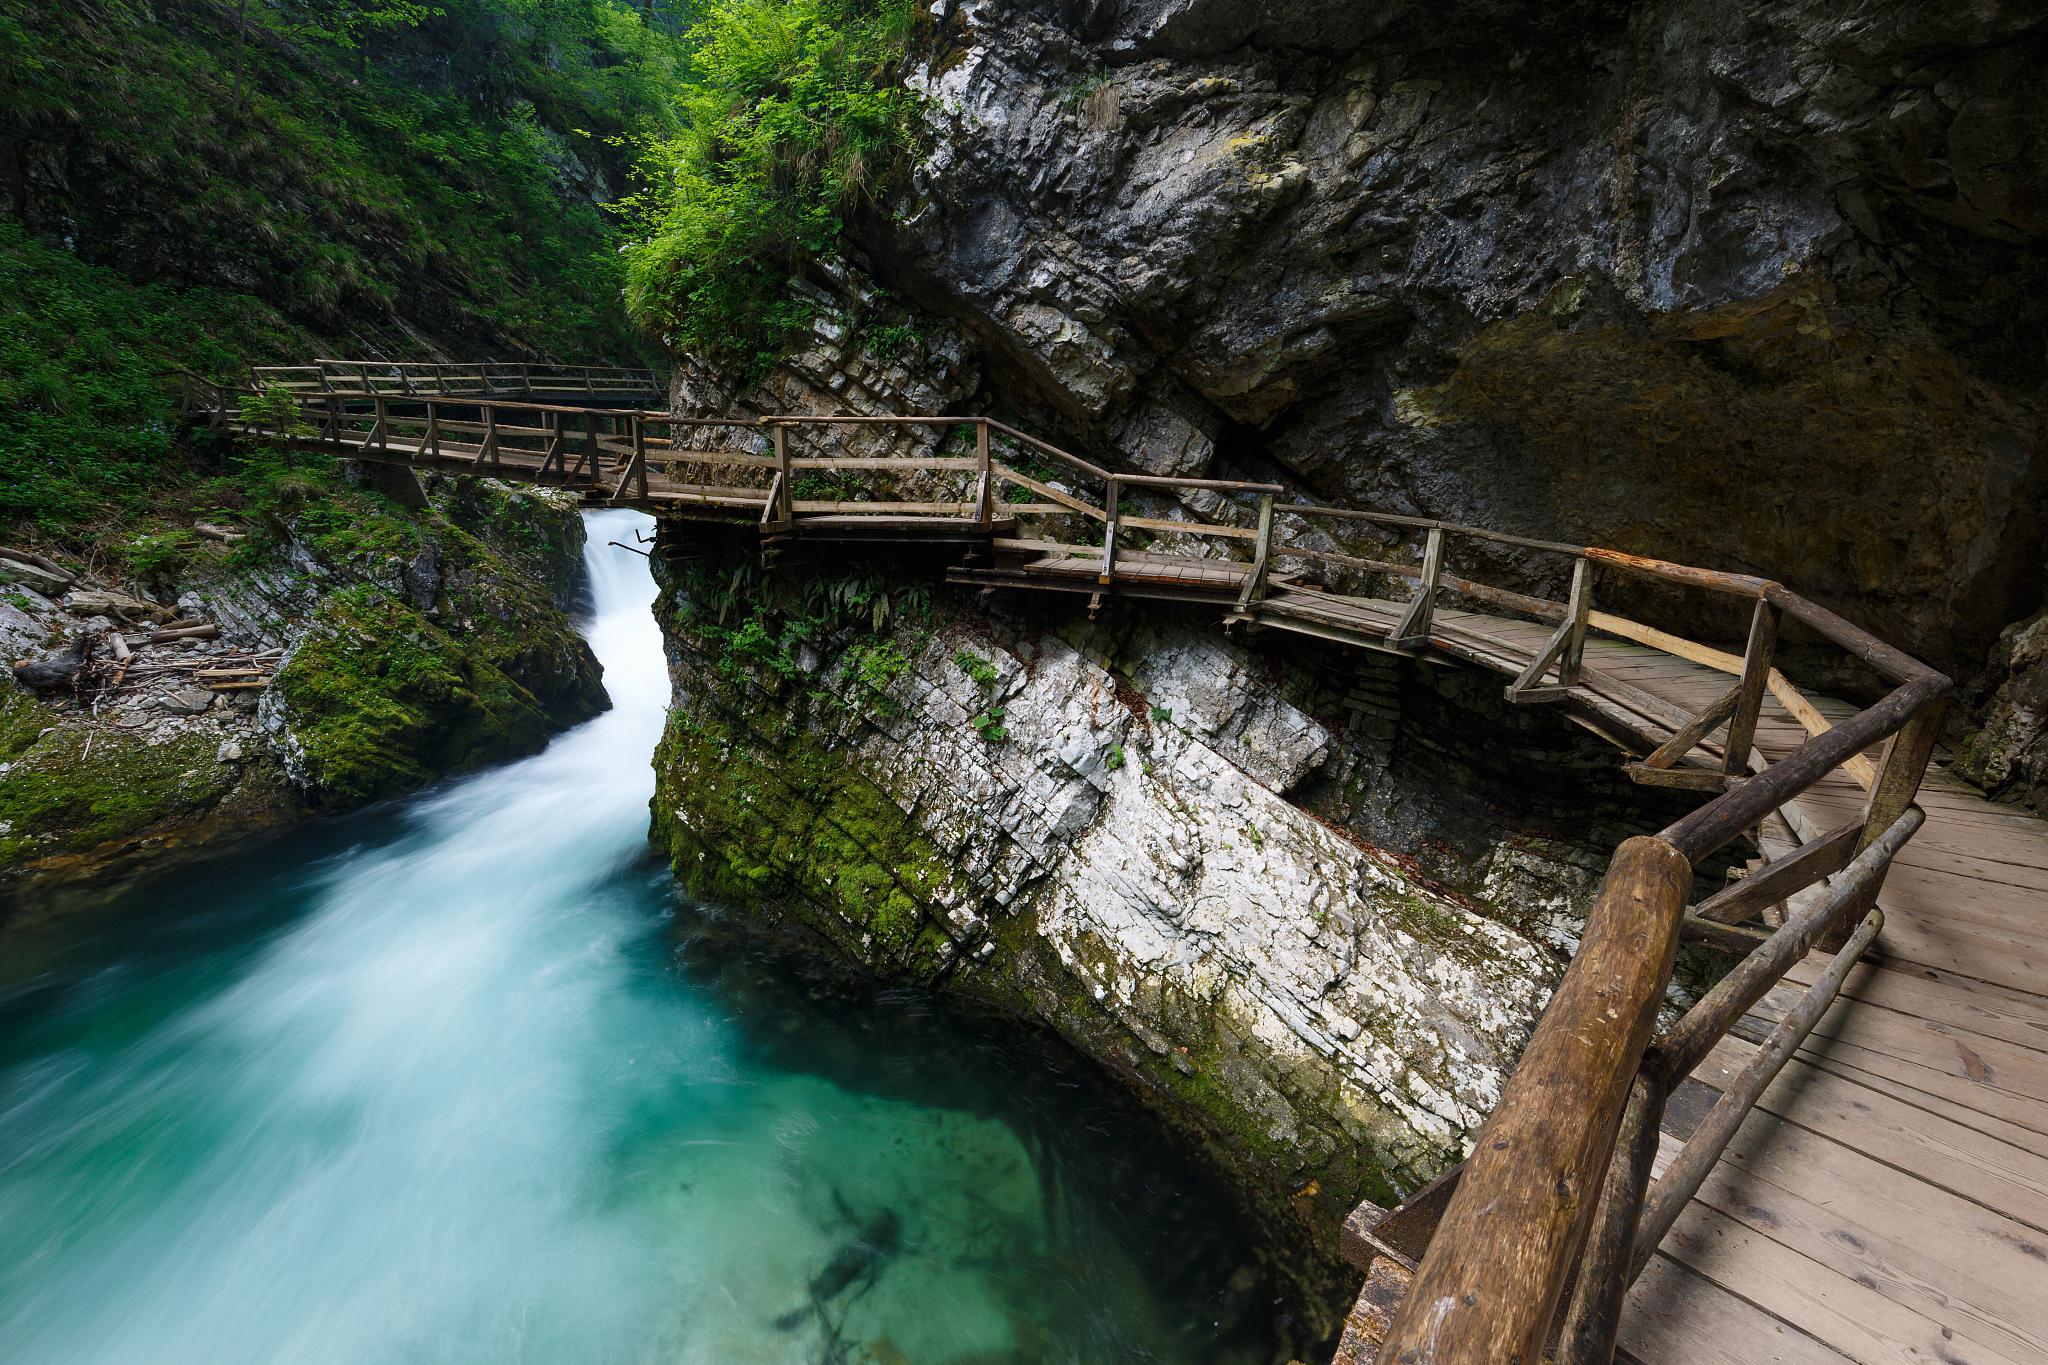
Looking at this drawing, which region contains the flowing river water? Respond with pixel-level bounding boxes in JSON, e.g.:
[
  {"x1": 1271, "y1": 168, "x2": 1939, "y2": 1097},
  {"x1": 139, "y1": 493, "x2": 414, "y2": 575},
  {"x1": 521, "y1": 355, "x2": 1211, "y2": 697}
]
[{"x1": 0, "y1": 511, "x2": 1301, "y2": 1364}]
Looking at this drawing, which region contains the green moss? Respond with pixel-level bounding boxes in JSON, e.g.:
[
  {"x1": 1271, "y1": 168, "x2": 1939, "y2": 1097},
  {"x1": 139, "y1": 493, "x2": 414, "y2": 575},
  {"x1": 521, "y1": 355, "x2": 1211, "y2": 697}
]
[
  {"x1": 0, "y1": 690, "x2": 238, "y2": 873},
  {"x1": 272, "y1": 584, "x2": 561, "y2": 808},
  {"x1": 652, "y1": 707, "x2": 963, "y2": 978}
]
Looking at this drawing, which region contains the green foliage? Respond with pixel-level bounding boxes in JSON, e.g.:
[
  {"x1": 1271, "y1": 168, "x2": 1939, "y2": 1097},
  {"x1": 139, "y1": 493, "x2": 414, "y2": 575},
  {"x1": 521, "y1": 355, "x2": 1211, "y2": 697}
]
[
  {"x1": 969, "y1": 706, "x2": 1008, "y2": 743},
  {"x1": 0, "y1": 221, "x2": 306, "y2": 532},
  {"x1": 1151, "y1": 704, "x2": 1173, "y2": 723},
  {"x1": 840, "y1": 637, "x2": 910, "y2": 716},
  {"x1": 619, "y1": 0, "x2": 921, "y2": 375},
  {"x1": 242, "y1": 382, "x2": 318, "y2": 439},
  {"x1": 0, "y1": 1, "x2": 692, "y2": 538},
  {"x1": 1104, "y1": 742, "x2": 1125, "y2": 771},
  {"x1": 118, "y1": 530, "x2": 197, "y2": 581},
  {"x1": 954, "y1": 649, "x2": 998, "y2": 689}
]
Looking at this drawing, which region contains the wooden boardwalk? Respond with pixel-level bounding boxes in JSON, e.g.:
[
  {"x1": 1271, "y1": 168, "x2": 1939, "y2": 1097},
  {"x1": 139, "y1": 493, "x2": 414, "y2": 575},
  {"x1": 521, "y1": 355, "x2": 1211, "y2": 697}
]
[{"x1": 193, "y1": 372, "x2": 2047, "y2": 1364}]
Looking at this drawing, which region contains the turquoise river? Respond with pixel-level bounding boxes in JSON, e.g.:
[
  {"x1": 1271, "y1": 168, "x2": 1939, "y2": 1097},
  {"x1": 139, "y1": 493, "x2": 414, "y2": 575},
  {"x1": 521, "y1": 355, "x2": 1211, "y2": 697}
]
[{"x1": 0, "y1": 511, "x2": 1304, "y2": 1364}]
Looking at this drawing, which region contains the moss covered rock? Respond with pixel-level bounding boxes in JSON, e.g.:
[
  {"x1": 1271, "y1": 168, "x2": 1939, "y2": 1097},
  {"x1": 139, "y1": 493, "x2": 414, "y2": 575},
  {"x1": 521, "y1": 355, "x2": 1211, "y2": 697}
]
[
  {"x1": 269, "y1": 582, "x2": 590, "y2": 808},
  {"x1": 0, "y1": 685, "x2": 285, "y2": 884}
]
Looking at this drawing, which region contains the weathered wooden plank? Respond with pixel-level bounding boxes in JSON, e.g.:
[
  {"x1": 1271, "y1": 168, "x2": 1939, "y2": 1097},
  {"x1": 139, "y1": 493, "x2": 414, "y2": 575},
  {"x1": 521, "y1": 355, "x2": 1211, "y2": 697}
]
[{"x1": 1616, "y1": 1253, "x2": 1849, "y2": 1365}]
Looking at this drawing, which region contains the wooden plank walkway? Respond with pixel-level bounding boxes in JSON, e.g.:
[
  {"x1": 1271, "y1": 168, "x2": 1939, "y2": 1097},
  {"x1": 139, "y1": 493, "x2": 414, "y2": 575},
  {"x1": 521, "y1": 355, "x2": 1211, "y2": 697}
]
[
  {"x1": 1591, "y1": 636, "x2": 2048, "y2": 1365},
  {"x1": 194, "y1": 374, "x2": 2047, "y2": 1363}
]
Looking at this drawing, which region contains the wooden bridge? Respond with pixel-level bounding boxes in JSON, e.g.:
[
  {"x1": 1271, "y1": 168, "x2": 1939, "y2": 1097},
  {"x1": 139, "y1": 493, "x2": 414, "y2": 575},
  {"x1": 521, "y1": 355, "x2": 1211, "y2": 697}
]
[{"x1": 192, "y1": 372, "x2": 2048, "y2": 1365}]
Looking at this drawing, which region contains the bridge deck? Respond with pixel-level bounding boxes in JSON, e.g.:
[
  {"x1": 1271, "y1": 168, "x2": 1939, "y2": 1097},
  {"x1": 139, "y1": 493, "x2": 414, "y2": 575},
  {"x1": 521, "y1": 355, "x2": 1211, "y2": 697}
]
[
  {"x1": 1263, "y1": 597, "x2": 2048, "y2": 1364},
  {"x1": 198, "y1": 380, "x2": 2046, "y2": 1363},
  {"x1": 1600, "y1": 640, "x2": 2048, "y2": 1365}
]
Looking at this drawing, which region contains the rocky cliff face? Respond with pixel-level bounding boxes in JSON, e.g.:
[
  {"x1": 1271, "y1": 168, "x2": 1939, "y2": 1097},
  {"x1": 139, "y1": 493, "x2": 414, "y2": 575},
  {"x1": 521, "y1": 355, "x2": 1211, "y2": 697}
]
[
  {"x1": 1, "y1": 477, "x2": 604, "y2": 905},
  {"x1": 874, "y1": 0, "x2": 2043, "y2": 681},
  {"x1": 647, "y1": 532, "x2": 1718, "y2": 1329}
]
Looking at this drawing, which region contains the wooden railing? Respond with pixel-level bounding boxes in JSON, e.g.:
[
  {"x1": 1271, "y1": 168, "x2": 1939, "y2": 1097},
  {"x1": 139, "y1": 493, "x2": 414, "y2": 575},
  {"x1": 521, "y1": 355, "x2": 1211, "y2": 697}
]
[
  {"x1": 188, "y1": 378, "x2": 1948, "y2": 1363},
  {"x1": 1363, "y1": 564, "x2": 1948, "y2": 1364},
  {"x1": 247, "y1": 359, "x2": 663, "y2": 400}
]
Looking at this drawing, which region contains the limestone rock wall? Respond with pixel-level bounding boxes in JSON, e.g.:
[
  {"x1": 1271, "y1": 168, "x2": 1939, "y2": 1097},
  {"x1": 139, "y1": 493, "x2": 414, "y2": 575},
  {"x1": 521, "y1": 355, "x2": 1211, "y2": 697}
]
[
  {"x1": 876, "y1": 0, "x2": 2043, "y2": 681},
  {"x1": 647, "y1": 529, "x2": 1717, "y2": 1320}
]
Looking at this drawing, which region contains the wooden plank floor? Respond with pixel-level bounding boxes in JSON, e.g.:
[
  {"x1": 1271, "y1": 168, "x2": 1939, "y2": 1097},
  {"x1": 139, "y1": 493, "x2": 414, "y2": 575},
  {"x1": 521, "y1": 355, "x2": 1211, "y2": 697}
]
[{"x1": 1514, "y1": 633, "x2": 2048, "y2": 1364}]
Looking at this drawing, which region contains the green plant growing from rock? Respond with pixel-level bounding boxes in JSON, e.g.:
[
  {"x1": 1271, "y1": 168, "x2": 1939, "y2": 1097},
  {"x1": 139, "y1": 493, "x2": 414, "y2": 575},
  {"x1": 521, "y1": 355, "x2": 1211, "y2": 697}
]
[
  {"x1": 969, "y1": 706, "x2": 1009, "y2": 743},
  {"x1": 619, "y1": 0, "x2": 921, "y2": 378},
  {"x1": 954, "y1": 649, "x2": 999, "y2": 689}
]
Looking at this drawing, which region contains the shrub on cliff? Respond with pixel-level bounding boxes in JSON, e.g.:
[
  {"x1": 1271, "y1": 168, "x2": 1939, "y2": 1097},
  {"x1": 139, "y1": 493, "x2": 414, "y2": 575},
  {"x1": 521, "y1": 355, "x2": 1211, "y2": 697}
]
[{"x1": 619, "y1": 0, "x2": 919, "y2": 377}]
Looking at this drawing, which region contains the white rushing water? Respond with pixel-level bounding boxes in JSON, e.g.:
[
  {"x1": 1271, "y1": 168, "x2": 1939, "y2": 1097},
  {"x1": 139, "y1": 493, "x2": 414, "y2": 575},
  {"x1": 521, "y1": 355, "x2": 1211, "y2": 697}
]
[{"x1": 0, "y1": 510, "x2": 1276, "y2": 1365}]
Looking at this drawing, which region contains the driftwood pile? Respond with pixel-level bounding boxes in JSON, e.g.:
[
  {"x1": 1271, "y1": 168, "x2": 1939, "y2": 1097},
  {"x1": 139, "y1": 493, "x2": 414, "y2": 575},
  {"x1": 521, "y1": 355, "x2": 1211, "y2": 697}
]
[{"x1": 2, "y1": 543, "x2": 277, "y2": 702}]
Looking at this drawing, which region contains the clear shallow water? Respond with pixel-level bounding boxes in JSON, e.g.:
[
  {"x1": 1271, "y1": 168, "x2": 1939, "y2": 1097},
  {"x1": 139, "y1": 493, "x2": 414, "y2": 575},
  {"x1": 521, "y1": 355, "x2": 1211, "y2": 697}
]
[{"x1": 0, "y1": 511, "x2": 1300, "y2": 1365}]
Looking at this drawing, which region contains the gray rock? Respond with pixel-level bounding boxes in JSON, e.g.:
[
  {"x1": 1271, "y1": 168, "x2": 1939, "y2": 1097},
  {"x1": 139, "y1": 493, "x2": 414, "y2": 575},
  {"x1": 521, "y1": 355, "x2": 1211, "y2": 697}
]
[{"x1": 159, "y1": 687, "x2": 216, "y2": 716}]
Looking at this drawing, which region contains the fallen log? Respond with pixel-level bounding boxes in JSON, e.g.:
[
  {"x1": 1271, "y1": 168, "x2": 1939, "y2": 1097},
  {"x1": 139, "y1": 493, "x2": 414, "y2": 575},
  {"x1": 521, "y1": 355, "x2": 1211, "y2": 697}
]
[
  {"x1": 144, "y1": 623, "x2": 220, "y2": 643},
  {"x1": 0, "y1": 545, "x2": 77, "y2": 585}
]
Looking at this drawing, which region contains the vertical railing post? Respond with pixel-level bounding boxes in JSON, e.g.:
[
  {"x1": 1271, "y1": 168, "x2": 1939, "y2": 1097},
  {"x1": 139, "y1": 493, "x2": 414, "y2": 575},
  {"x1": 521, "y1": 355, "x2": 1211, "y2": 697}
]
[
  {"x1": 477, "y1": 404, "x2": 500, "y2": 469},
  {"x1": 369, "y1": 396, "x2": 388, "y2": 454},
  {"x1": 637, "y1": 416, "x2": 652, "y2": 500},
  {"x1": 975, "y1": 419, "x2": 992, "y2": 528},
  {"x1": 1389, "y1": 524, "x2": 1445, "y2": 648},
  {"x1": 774, "y1": 423, "x2": 792, "y2": 524},
  {"x1": 424, "y1": 399, "x2": 441, "y2": 459},
  {"x1": 613, "y1": 415, "x2": 649, "y2": 505},
  {"x1": 1821, "y1": 697, "x2": 1947, "y2": 950},
  {"x1": 1235, "y1": 492, "x2": 1275, "y2": 615},
  {"x1": 1560, "y1": 555, "x2": 1594, "y2": 685},
  {"x1": 1723, "y1": 598, "x2": 1780, "y2": 775},
  {"x1": 1099, "y1": 476, "x2": 1121, "y2": 585}
]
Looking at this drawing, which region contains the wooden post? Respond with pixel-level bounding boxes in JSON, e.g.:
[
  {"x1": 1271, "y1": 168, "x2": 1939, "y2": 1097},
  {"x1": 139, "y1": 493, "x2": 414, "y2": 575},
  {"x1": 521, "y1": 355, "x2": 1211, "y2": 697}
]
[
  {"x1": 1376, "y1": 835, "x2": 1692, "y2": 1365},
  {"x1": 774, "y1": 424, "x2": 793, "y2": 524},
  {"x1": 1235, "y1": 493, "x2": 1275, "y2": 615},
  {"x1": 550, "y1": 412, "x2": 570, "y2": 478},
  {"x1": 975, "y1": 420, "x2": 992, "y2": 528},
  {"x1": 424, "y1": 399, "x2": 441, "y2": 459},
  {"x1": 579, "y1": 410, "x2": 600, "y2": 482},
  {"x1": 1560, "y1": 556, "x2": 1593, "y2": 685},
  {"x1": 633, "y1": 416, "x2": 651, "y2": 500},
  {"x1": 476, "y1": 405, "x2": 500, "y2": 469},
  {"x1": 324, "y1": 394, "x2": 341, "y2": 443},
  {"x1": 366, "y1": 396, "x2": 388, "y2": 454},
  {"x1": 1556, "y1": 1071, "x2": 1666, "y2": 1365},
  {"x1": 1821, "y1": 697, "x2": 1947, "y2": 949},
  {"x1": 1723, "y1": 600, "x2": 1779, "y2": 775},
  {"x1": 1388, "y1": 525, "x2": 1444, "y2": 648},
  {"x1": 1099, "y1": 476, "x2": 1121, "y2": 585}
]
